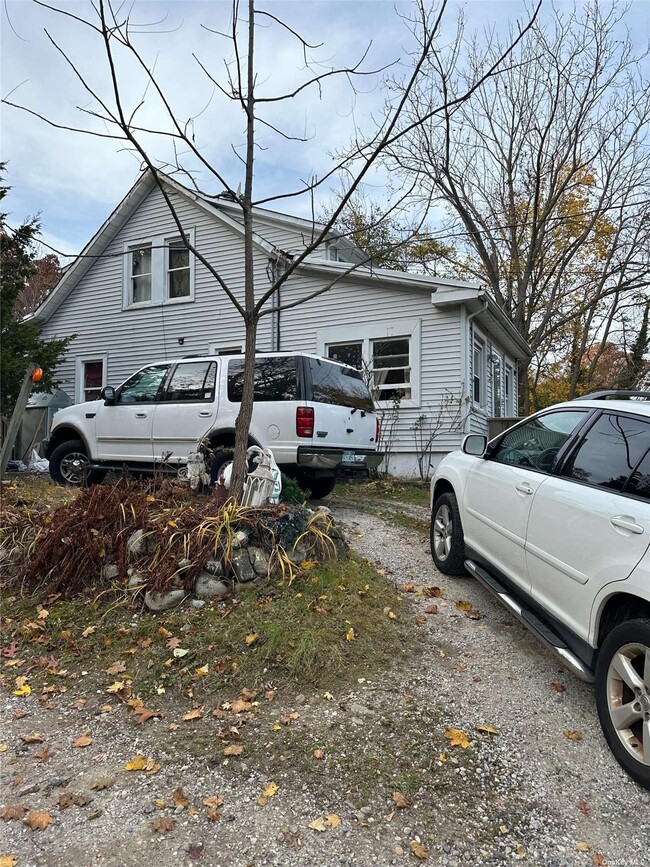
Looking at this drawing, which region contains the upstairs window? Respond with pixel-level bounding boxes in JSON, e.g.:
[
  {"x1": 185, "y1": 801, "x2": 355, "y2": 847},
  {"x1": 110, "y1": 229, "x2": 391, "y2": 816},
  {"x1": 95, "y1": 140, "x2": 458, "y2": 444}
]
[
  {"x1": 131, "y1": 246, "x2": 152, "y2": 304},
  {"x1": 167, "y1": 241, "x2": 191, "y2": 299}
]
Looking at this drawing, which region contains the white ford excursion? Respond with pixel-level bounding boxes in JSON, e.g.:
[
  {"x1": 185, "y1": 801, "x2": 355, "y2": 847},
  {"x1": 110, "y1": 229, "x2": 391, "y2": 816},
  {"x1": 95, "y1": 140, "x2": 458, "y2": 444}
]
[
  {"x1": 431, "y1": 391, "x2": 650, "y2": 789},
  {"x1": 45, "y1": 352, "x2": 383, "y2": 499}
]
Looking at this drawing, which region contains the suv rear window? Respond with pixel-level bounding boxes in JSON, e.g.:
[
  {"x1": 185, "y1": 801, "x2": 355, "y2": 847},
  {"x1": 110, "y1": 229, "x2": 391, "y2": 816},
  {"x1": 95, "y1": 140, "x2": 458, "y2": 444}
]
[
  {"x1": 227, "y1": 357, "x2": 298, "y2": 402},
  {"x1": 308, "y1": 358, "x2": 374, "y2": 412}
]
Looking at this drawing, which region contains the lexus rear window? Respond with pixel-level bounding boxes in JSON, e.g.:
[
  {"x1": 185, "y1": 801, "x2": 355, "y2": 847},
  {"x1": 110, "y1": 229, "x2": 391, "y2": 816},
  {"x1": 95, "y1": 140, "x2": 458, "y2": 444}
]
[
  {"x1": 227, "y1": 357, "x2": 298, "y2": 402},
  {"x1": 309, "y1": 358, "x2": 374, "y2": 411}
]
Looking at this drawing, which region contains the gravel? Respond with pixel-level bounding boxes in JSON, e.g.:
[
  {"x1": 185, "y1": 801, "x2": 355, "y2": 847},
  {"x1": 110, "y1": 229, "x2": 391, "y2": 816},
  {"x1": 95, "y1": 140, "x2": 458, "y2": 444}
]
[{"x1": 1, "y1": 498, "x2": 649, "y2": 866}]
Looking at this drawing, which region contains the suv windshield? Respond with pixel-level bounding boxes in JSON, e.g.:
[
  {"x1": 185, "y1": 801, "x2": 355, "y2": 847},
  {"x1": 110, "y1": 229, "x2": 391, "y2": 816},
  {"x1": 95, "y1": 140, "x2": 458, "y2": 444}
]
[{"x1": 308, "y1": 358, "x2": 374, "y2": 412}]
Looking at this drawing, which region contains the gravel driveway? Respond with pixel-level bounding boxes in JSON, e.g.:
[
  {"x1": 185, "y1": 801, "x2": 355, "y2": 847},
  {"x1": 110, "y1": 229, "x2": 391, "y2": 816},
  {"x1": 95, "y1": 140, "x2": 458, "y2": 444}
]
[{"x1": 2, "y1": 498, "x2": 649, "y2": 867}]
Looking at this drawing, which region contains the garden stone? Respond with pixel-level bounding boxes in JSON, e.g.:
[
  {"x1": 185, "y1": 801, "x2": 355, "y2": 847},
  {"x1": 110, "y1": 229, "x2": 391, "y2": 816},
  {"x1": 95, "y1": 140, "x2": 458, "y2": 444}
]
[
  {"x1": 204, "y1": 559, "x2": 224, "y2": 577},
  {"x1": 144, "y1": 588, "x2": 185, "y2": 612},
  {"x1": 232, "y1": 530, "x2": 249, "y2": 549},
  {"x1": 127, "y1": 569, "x2": 146, "y2": 589},
  {"x1": 127, "y1": 529, "x2": 156, "y2": 558},
  {"x1": 101, "y1": 563, "x2": 119, "y2": 581},
  {"x1": 190, "y1": 599, "x2": 206, "y2": 609},
  {"x1": 248, "y1": 546, "x2": 269, "y2": 577},
  {"x1": 316, "y1": 506, "x2": 333, "y2": 517},
  {"x1": 232, "y1": 550, "x2": 257, "y2": 583},
  {"x1": 195, "y1": 572, "x2": 231, "y2": 599},
  {"x1": 287, "y1": 542, "x2": 307, "y2": 564}
]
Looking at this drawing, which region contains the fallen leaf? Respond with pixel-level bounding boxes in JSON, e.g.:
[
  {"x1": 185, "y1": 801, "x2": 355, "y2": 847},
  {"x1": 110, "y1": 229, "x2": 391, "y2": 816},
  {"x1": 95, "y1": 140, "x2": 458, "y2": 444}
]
[
  {"x1": 345, "y1": 627, "x2": 356, "y2": 641},
  {"x1": 444, "y1": 727, "x2": 471, "y2": 749},
  {"x1": 182, "y1": 709, "x2": 203, "y2": 721},
  {"x1": 105, "y1": 681, "x2": 125, "y2": 693},
  {"x1": 158, "y1": 627, "x2": 173, "y2": 639},
  {"x1": 578, "y1": 798, "x2": 590, "y2": 816},
  {"x1": 0, "y1": 856, "x2": 17, "y2": 867},
  {"x1": 591, "y1": 854, "x2": 607, "y2": 866},
  {"x1": 424, "y1": 604, "x2": 438, "y2": 615},
  {"x1": 58, "y1": 792, "x2": 93, "y2": 809},
  {"x1": 133, "y1": 708, "x2": 163, "y2": 724},
  {"x1": 124, "y1": 755, "x2": 161, "y2": 773},
  {"x1": 576, "y1": 842, "x2": 591, "y2": 852},
  {"x1": 0, "y1": 745, "x2": 6, "y2": 752},
  {"x1": 72, "y1": 699, "x2": 86, "y2": 709},
  {"x1": 172, "y1": 648, "x2": 189, "y2": 658},
  {"x1": 308, "y1": 817, "x2": 327, "y2": 832},
  {"x1": 550, "y1": 682, "x2": 566, "y2": 693},
  {"x1": 153, "y1": 798, "x2": 167, "y2": 809},
  {"x1": 410, "y1": 840, "x2": 428, "y2": 860},
  {"x1": 0, "y1": 805, "x2": 29, "y2": 821},
  {"x1": 515, "y1": 843, "x2": 526, "y2": 856},
  {"x1": 12, "y1": 678, "x2": 31, "y2": 697},
  {"x1": 325, "y1": 814, "x2": 341, "y2": 829},
  {"x1": 244, "y1": 632, "x2": 258, "y2": 646},
  {"x1": 424, "y1": 586, "x2": 443, "y2": 598},
  {"x1": 91, "y1": 777, "x2": 115, "y2": 791},
  {"x1": 455, "y1": 600, "x2": 472, "y2": 612},
  {"x1": 151, "y1": 817, "x2": 175, "y2": 834},
  {"x1": 202, "y1": 795, "x2": 224, "y2": 809},
  {"x1": 187, "y1": 843, "x2": 205, "y2": 860},
  {"x1": 564, "y1": 729, "x2": 583, "y2": 742},
  {"x1": 23, "y1": 811, "x2": 52, "y2": 831},
  {"x1": 231, "y1": 699, "x2": 252, "y2": 714},
  {"x1": 392, "y1": 792, "x2": 412, "y2": 809},
  {"x1": 223, "y1": 744, "x2": 243, "y2": 756},
  {"x1": 81, "y1": 626, "x2": 97, "y2": 638},
  {"x1": 194, "y1": 665, "x2": 209, "y2": 676},
  {"x1": 99, "y1": 705, "x2": 112, "y2": 714},
  {"x1": 20, "y1": 733, "x2": 43, "y2": 744},
  {"x1": 475, "y1": 724, "x2": 499, "y2": 735},
  {"x1": 173, "y1": 787, "x2": 189, "y2": 808},
  {"x1": 279, "y1": 711, "x2": 300, "y2": 725},
  {"x1": 400, "y1": 583, "x2": 416, "y2": 592},
  {"x1": 105, "y1": 661, "x2": 126, "y2": 676},
  {"x1": 33, "y1": 744, "x2": 51, "y2": 762},
  {"x1": 72, "y1": 733, "x2": 92, "y2": 748},
  {"x1": 313, "y1": 749, "x2": 325, "y2": 760},
  {"x1": 263, "y1": 781, "x2": 278, "y2": 798}
]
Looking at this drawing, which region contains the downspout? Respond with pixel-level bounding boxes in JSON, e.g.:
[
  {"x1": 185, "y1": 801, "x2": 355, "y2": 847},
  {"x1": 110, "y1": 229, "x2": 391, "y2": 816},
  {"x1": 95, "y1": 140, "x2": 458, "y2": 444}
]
[{"x1": 464, "y1": 295, "x2": 489, "y2": 432}]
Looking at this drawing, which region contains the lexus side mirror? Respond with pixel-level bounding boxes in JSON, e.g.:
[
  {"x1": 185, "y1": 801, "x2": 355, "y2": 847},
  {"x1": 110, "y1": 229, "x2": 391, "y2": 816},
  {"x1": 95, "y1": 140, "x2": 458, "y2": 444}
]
[
  {"x1": 462, "y1": 434, "x2": 487, "y2": 456},
  {"x1": 101, "y1": 386, "x2": 116, "y2": 404}
]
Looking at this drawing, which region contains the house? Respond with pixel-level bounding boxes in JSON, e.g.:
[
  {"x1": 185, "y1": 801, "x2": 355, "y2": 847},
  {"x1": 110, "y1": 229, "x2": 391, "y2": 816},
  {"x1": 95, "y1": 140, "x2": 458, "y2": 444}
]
[{"x1": 31, "y1": 170, "x2": 530, "y2": 477}]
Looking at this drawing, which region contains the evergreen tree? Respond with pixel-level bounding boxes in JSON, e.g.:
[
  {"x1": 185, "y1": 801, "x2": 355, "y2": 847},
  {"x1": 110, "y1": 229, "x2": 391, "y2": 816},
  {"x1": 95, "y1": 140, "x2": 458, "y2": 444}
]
[{"x1": 0, "y1": 166, "x2": 73, "y2": 418}]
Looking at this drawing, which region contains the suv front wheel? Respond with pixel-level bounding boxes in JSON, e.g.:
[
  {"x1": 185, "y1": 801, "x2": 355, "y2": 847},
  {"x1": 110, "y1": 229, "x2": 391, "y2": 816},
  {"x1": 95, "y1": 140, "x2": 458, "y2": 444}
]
[
  {"x1": 430, "y1": 492, "x2": 466, "y2": 575},
  {"x1": 596, "y1": 618, "x2": 650, "y2": 790},
  {"x1": 49, "y1": 439, "x2": 106, "y2": 487}
]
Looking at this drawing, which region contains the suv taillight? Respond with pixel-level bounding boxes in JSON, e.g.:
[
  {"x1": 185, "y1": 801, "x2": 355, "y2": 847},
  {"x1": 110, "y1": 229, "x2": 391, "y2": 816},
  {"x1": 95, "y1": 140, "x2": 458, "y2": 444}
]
[
  {"x1": 296, "y1": 406, "x2": 314, "y2": 438},
  {"x1": 375, "y1": 417, "x2": 381, "y2": 444}
]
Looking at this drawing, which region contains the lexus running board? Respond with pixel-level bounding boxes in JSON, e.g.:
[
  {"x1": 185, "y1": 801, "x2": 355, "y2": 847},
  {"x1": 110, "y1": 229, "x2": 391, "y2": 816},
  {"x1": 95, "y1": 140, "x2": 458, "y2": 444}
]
[{"x1": 464, "y1": 559, "x2": 595, "y2": 684}]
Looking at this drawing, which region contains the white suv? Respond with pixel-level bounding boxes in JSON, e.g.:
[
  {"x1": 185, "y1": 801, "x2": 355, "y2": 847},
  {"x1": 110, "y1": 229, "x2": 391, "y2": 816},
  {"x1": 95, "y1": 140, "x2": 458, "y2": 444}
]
[
  {"x1": 45, "y1": 352, "x2": 382, "y2": 499},
  {"x1": 430, "y1": 391, "x2": 650, "y2": 789}
]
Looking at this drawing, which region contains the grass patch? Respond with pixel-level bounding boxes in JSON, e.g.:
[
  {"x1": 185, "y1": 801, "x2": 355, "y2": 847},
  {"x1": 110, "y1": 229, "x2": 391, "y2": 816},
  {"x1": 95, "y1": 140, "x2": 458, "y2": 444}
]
[
  {"x1": 335, "y1": 478, "x2": 430, "y2": 509},
  {"x1": 1, "y1": 554, "x2": 412, "y2": 702}
]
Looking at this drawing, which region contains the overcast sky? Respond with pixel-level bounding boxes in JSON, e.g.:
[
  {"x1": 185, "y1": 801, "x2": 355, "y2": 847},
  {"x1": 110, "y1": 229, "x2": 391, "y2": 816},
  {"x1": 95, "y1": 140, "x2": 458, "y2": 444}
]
[{"x1": 2, "y1": 0, "x2": 649, "y2": 257}]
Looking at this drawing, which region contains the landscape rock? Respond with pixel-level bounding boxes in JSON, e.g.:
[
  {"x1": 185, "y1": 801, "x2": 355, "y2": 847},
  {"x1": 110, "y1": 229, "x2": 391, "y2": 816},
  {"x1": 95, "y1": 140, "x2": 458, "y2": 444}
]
[
  {"x1": 204, "y1": 559, "x2": 224, "y2": 577},
  {"x1": 195, "y1": 572, "x2": 231, "y2": 599},
  {"x1": 127, "y1": 529, "x2": 157, "y2": 558},
  {"x1": 190, "y1": 599, "x2": 206, "y2": 609},
  {"x1": 232, "y1": 550, "x2": 257, "y2": 583},
  {"x1": 144, "y1": 588, "x2": 185, "y2": 612},
  {"x1": 232, "y1": 530, "x2": 249, "y2": 549},
  {"x1": 101, "y1": 563, "x2": 119, "y2": 581},
  {"x1": 287, "y1": 542, "x2": 308, "y2": 564},
  {"x1": 127, "y1": 569, "x2": 146, "y2": 589},
  {"x1": 248, "y1": 546, "x2": 270, "y2": 577}
]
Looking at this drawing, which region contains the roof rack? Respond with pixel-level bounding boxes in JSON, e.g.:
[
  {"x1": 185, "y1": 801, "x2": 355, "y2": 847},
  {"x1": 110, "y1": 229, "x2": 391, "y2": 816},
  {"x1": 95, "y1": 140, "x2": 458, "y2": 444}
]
[
  {"x1": 574, "y1": 390, "x2": 650, "y2": 401},
  {"x1": 181, "y1": 353, "x2": 208, "y2": 359}
]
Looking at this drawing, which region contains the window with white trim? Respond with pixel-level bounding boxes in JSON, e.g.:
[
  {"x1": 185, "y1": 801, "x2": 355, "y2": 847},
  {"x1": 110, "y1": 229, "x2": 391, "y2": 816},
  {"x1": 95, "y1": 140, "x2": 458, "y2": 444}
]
[
  {"x1": 472, "y1": 334, "x2": 486, "y2": 407},
  {"x1": 123, "y1": 229, "x2": 195, "y2": 308},
  {"x1": 322, "y1": 320, "x2": 420, "y2": 406},
  {"x1": 76, "y1": 354, "x2": 107, "y2": 403},
  {"x1": 505, "y1": 363, "x2": 516, "y2": 415}
]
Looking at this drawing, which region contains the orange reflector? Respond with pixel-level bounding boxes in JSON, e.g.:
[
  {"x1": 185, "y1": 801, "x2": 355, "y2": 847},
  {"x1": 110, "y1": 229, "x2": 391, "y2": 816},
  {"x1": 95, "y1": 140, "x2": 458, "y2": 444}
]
[{"x1": 31, "y1": 367, "x2": 43, "y2": 383}]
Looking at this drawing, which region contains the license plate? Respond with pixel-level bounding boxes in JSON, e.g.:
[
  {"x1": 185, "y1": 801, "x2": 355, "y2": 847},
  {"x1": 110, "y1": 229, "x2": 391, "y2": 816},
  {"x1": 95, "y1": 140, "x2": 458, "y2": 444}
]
[{"x1": 342, "y1": 451, "x2": 365, "y2": 464}]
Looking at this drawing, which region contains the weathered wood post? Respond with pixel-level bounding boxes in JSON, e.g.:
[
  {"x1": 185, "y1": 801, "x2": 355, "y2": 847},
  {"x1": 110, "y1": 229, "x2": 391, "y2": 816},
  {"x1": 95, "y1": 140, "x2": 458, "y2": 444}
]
[{"x1": 0, "y1": 362, "x2": 40, "y2": 479}]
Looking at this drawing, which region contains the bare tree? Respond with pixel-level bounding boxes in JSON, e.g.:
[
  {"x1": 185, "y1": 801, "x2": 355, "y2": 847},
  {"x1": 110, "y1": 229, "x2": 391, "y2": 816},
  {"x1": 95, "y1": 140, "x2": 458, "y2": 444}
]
[
  {"x1": 4, "y1": 0, "x2": 540, "y2": 494},
  {"x1": 386, "y1": 1, "x2": 650, "y2": 411}
]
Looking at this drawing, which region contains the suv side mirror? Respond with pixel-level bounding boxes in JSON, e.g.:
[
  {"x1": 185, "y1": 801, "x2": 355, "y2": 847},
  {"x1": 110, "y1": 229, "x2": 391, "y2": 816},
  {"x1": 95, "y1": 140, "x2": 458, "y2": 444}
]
[
  {"x1": 101, "y1": 386, "x2": 116, "y2": 405},
  {"x1": 462, "y1": 434, "x2": 487, "y2": 456}
]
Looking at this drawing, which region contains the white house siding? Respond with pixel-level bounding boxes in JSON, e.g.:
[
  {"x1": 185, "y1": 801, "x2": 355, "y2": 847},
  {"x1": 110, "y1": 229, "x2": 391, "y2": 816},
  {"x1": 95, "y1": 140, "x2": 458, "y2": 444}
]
[{"x1": 39, "y1": 185, "x2": 277, "y2": 397}]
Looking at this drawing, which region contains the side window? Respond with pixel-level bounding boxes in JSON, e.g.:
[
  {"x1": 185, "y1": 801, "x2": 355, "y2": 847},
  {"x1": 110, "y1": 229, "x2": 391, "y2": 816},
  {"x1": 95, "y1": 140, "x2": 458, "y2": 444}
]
[
  {"x1": 117, "y1": 365, "x2": 169, "y2": 404},
  {"x1": 491, "y1": 410, "x2": 588, "y2": 472},
  {"x1": 625, "y1": 450, "x2": 650, "y2": 500},
  {"x1": 164, "y1": 362, "x2": 217, "y2": 402},
  {"x1": 563, "y1": 413, "x2": 650, "y2": 492},
  {"x1": 227, "y1": 357, "x2": 298, "y2": 402}
]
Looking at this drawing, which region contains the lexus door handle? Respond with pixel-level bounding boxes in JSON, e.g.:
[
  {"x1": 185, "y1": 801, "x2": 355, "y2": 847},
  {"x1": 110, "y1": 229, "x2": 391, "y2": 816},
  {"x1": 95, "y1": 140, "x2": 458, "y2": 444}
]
[
  {"x1": 515, "y1": 482, "x2": 534, "y2": 495},
  {"x1": 610, "y1": 516, "x2": 644, "y2": 535},
  {"x1": 135, "y1": 412, "x2": 148, "y2": 418}
]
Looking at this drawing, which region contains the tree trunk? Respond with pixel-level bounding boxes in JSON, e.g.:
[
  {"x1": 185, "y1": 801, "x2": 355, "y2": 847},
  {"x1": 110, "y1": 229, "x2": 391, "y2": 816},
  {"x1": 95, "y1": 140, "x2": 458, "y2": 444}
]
[{"x1": 229, "y1": 313, "x2": 259, "y2": 499}]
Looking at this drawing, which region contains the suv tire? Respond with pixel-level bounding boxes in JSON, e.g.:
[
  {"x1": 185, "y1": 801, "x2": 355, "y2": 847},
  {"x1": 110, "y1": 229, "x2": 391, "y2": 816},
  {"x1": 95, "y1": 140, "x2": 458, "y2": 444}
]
[
  {"x1": 430, "y1": 492, "x2": 466, "y2": 576},
  {"x1": 50, "y1": 439, "x2": 106, "y2": 487},
  {"x1": 596, "y1": 618, "x2": 650, "y2": 790}
]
